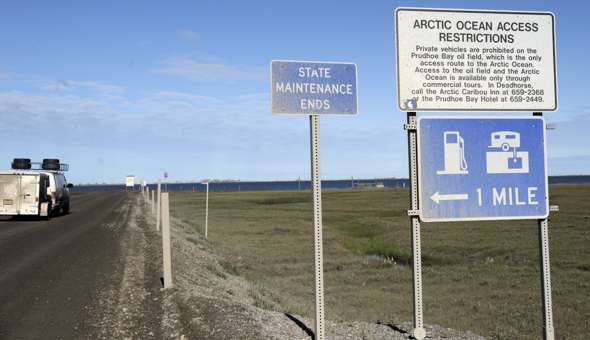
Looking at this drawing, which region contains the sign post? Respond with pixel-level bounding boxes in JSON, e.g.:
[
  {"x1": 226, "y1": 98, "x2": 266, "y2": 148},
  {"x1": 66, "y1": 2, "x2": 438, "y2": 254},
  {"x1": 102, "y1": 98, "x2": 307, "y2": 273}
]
[
  {"x1": 309, "y1": 113, "x2": 325, "y2": 339},
  {"x1": 271, "y1": 60, "x2": 357, "y2": 340},
  {"x1": 406, "y1": 112, "x2": 426, "y2": 340},
  {"x1": 534, "y1": 112, "x2": 554, "y2": 340},
  {"x1": 396, "y1": 8, "x2": 556, "y2": 340}
]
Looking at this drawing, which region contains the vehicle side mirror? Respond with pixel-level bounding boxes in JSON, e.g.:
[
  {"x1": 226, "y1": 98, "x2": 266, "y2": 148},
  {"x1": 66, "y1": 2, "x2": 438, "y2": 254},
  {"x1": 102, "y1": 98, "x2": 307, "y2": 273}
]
[{"x1": 66, "y1": 183, "x2": 74, "y2": 188}]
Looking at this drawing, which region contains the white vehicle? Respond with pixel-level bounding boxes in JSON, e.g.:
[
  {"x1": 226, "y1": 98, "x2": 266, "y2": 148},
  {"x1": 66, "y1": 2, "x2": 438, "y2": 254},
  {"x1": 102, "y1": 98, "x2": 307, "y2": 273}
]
[
  {"x1": 490, "y1": 131, "x2": 520, "y2": 151},
  {"x1": 0, "y1": 159, "x2": 72, "y2": 218}
]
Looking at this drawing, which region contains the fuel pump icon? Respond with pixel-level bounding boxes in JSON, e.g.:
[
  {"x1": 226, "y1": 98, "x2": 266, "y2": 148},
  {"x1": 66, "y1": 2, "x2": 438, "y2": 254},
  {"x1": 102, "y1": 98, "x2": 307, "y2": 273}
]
[{"x1": 437, "y1": 131, "x2": 468, "y2": 175}]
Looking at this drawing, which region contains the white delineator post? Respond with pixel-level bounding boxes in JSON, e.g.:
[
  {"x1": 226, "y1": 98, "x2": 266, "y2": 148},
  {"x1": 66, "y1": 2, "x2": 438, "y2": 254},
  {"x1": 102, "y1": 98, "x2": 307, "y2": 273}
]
[
  {"x1": 309, "y1": 115, "x2": 325, "y2": 340},
  {"x1": 151, "y1": 189, "x2": 155, "y2": 215},
  {"x1": 205, "y1": 182, "x2": 209, "y2": 239},
  {"x1": 161, "y1": 193, "x2": 173, "y2": 289},
  {"x1": 156, "y1": 179, "x2": 162, "y2": 231}
]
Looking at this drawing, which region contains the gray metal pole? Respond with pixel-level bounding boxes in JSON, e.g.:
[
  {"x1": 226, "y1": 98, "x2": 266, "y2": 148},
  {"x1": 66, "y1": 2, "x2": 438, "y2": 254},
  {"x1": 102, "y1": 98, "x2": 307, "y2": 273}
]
[
  {"x1": 407, "y1": 112, "x2": 425, "y2": 340},
  {"x1": 538, "y1": 218, "x2": 555, "y2": 340},
  {"x1": 533, "y1": 111, "x2": 555, "y2": 340},
  {"x1": 205, "y1": 182, "x2": 209, "y2": 239},
  {"x1": 310, "y1": 115, "x2": 325, "y2": 340}
]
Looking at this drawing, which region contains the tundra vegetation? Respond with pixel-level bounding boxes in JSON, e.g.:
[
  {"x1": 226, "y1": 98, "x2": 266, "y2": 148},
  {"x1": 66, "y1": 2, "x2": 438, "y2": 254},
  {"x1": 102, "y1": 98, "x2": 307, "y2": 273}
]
[{"x1": 170, "y1": 184, "x2": 589, "y2": 340}]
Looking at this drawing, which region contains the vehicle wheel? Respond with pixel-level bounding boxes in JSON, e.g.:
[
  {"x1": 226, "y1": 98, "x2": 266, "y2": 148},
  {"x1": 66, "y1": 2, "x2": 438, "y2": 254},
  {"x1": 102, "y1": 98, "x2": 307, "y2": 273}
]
[
  {"x1": 62, "y1": 202, "x2": 70, "y2": 215},
  {"x1": 43, "y1": 202, "x2": 53, "y2": 220}
]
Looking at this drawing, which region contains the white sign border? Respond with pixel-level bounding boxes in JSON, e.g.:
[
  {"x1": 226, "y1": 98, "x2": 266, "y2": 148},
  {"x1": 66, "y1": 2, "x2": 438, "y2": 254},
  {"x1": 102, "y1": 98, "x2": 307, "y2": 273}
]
[
  {"x1": 417, "y1": 115, "x2": 549, "y2": 222},
  {"x1": 395, "y1": 7, "x2": 558, "y2": 112},
  {"x1": 270, "y1": 59, "x2": 359, "y2": 116}
]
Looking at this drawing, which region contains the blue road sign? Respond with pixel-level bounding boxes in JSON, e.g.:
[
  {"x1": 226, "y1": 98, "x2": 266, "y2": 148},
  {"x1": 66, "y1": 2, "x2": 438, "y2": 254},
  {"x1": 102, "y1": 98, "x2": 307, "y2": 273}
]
[
  {"x1": 270, "y1": 60, "x2": 357, "y2": 115},
  {"x1": 417, "y1": 117, "x2": 548, "y2": 222}
]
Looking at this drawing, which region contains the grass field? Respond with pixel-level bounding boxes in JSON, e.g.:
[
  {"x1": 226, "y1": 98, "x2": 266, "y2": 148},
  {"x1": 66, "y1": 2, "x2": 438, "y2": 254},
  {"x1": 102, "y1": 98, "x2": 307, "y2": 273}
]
[{"x1": 170, "y1": 184, "x2": 590, "y2": 339}]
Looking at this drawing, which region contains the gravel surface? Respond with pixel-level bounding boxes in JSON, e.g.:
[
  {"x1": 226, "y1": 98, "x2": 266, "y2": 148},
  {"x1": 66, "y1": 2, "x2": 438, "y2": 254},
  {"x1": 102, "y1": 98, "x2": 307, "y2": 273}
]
[{"x1": 131, "y1": 196, "x2": 486, "y2": 340}]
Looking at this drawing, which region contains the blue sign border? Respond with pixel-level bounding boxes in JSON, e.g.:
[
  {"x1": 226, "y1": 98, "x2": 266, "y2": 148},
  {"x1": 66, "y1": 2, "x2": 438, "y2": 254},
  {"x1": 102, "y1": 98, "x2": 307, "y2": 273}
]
[{"x1": 417, "y1": 116, "x2": 549, "y2": 222}]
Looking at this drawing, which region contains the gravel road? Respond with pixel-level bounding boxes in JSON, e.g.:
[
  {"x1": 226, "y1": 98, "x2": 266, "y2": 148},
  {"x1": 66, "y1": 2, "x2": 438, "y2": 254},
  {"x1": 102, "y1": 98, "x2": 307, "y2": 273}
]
[{"x1": 0, "y1": 192, "x2": 485, "y2": 339}]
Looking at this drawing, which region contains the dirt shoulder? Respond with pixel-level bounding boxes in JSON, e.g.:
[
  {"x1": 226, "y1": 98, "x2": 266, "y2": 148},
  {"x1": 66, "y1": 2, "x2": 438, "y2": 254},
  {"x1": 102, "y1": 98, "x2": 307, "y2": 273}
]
[{"x1": 129, "y1": 194, "x2": 484, "y2": 340}]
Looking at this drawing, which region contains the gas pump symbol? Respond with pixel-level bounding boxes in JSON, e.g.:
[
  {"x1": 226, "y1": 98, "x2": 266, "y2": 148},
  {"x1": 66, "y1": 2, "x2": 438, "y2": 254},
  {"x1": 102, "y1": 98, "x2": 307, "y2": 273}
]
[{"x1": 437, "y1": 131, "x2": 468, "y2": 175}]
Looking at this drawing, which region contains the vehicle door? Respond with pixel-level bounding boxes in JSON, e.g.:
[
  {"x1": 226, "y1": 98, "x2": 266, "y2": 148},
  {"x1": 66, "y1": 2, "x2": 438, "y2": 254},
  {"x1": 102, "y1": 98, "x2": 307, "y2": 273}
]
[
  {"x1": 19, "y1": 174, "x2": 39, "y2": 214},
  {"x1": 0, "y1": 174, "x2": 19, "y2": 214}
]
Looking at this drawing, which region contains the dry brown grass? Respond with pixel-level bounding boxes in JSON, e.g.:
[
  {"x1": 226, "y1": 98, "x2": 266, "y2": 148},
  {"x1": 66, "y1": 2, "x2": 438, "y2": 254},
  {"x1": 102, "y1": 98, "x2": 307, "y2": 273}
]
[{"x1": 170, "y1": 184, "x2": 590, "y2": 339}]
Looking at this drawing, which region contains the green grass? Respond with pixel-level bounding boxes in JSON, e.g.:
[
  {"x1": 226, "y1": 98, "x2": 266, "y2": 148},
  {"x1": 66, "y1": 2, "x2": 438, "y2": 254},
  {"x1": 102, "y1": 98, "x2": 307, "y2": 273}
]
[{"x1": 170, "y1": 185, "x2": 590, "y2": 340}]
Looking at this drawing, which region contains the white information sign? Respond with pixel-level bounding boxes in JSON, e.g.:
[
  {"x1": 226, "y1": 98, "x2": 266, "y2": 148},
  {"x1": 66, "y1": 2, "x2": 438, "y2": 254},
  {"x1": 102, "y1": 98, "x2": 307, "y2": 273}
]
[
  {"x1": 396, "y1": 8, "x2": 556, "y2": 111},
  {"x1": 125, "y1": 175, "x2": 135, "y2": 188}
]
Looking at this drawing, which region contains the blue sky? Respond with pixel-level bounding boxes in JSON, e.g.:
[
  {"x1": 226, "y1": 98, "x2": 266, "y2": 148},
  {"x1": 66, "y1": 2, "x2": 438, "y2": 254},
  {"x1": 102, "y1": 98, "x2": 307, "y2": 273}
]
[{"x1": 0, "y1": 0, "x2": 588, "y2": 184}]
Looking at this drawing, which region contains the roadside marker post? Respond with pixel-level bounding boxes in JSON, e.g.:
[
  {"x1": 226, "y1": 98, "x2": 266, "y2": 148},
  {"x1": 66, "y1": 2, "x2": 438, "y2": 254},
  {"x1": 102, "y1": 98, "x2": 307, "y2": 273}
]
[
  {"x1": 151, "y1": 189, "x2": 155, "y2": 215},
  {"x1": 156, "y1": 179, "x2": 161, "y2": 232},
  {"x1": 161, "y1": 193, "x2": 173, "y2": 289},
  {"x1": 396, "y1": 8, "x2": 556, "y2": 340},
  {"x1": 271, "y1": 60, "x2": 357, "y2": 340},
  {"x1": 202, "y1": 181, "x2": 209, "y2": 239}
]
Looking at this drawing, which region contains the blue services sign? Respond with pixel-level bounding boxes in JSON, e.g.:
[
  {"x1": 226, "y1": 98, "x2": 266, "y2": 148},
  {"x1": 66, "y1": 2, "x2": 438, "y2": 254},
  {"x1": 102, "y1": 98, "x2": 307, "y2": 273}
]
[
  {"x1": 417, "y1": 116, "x2": 548, "y2": 222},
  {"x1": 270, "y1": 60, "x2": 357, "y2": 115}
]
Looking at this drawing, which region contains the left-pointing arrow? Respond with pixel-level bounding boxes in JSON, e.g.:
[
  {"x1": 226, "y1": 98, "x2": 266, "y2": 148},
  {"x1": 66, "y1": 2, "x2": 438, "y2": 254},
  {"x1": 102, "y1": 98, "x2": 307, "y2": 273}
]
[{"x1": 430, "y1": 191, "x2": 469, "y2": 204}]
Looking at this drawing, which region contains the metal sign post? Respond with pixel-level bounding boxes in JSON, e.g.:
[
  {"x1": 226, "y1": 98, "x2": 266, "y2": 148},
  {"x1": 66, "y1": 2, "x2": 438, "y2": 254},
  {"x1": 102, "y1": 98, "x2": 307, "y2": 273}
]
[
  {"x1": 534, "y1": 112, "x2": 554, "y2": 340},
  {"x1": 309, "y1": 114, "x2": 325, "y2": 340},
  {"x1": 271, "y1": 59, "x2": 357, "y2": 340},
  {"x1": 538, "y1": 217, "x2": 554, "y2": 340},
  {"x1": 406, "y1": 112, "x2": 426, "y2": 340}
]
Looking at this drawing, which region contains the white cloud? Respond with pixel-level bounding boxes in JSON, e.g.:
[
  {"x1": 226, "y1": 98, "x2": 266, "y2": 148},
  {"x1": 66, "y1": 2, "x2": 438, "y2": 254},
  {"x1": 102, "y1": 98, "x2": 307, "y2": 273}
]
[
  {"x1": 38, "y1": 79, "x2": 126, "y2": 95},
  {"x1": 176, "y1": 29, "x2": 199, "y2": 42},
  {"x1": 152, "y1": 56, "x2": 265, "y2": 81}
]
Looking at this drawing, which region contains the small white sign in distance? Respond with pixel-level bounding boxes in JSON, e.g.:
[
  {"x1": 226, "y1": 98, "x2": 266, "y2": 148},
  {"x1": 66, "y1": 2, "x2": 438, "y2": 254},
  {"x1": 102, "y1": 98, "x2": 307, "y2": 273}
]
[
  {"x1": 396, "y1": 8, "x2": 557, "y2": 111},
  {"x1": 125, "y1": 175, "x2": 135, "y2": 188}
]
